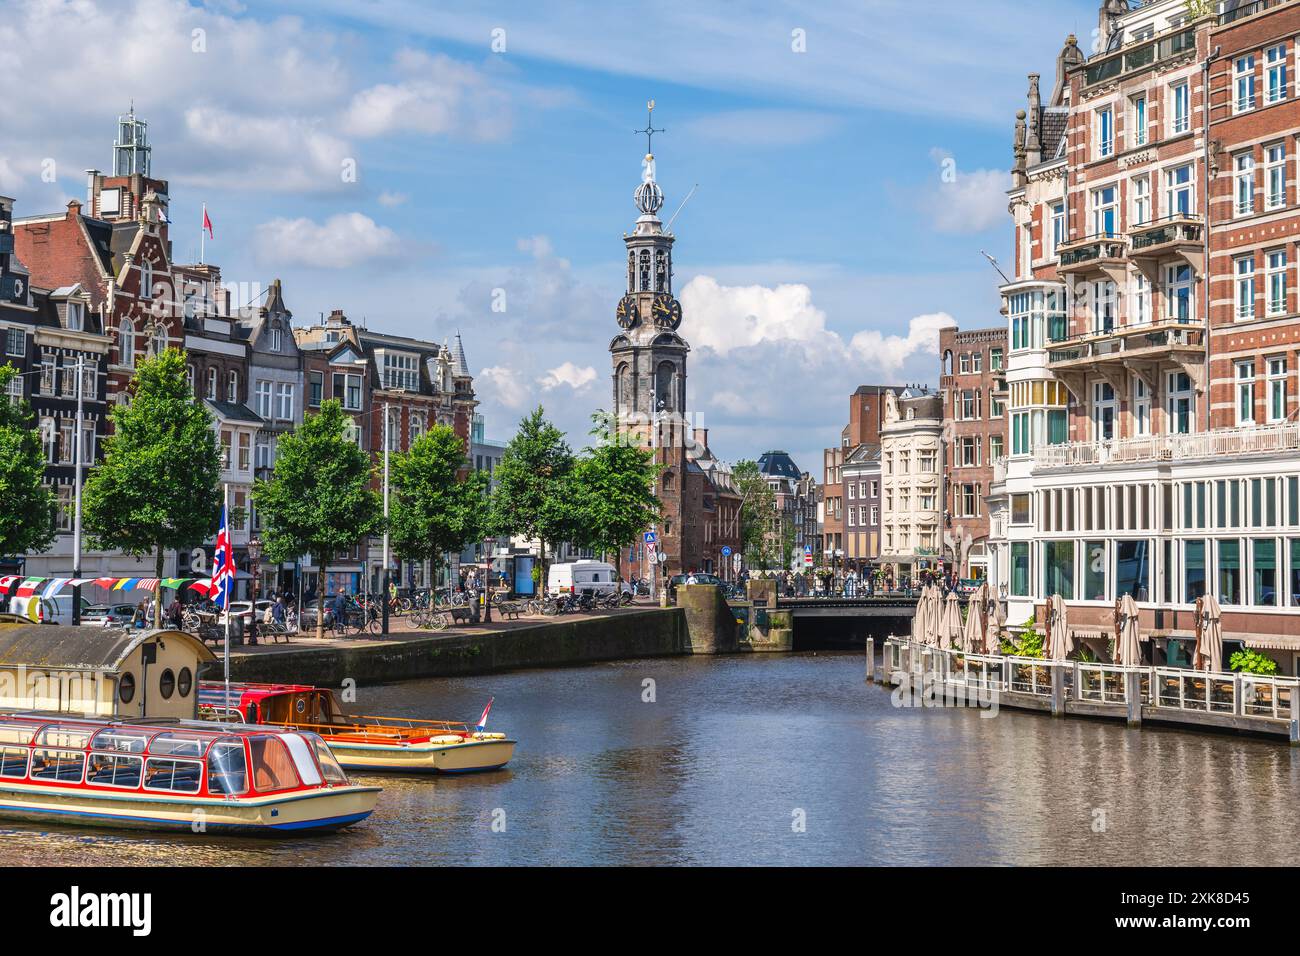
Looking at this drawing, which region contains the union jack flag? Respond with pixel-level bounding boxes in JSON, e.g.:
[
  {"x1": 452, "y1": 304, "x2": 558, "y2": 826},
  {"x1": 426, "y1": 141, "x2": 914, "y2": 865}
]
[{"x1": 212, "y1": 504, "x2": 236, "y2": 610}]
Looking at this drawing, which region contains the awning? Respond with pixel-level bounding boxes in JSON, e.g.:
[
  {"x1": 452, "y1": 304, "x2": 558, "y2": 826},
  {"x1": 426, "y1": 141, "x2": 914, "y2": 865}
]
[{"x1": 1243, "y1": 633, "x2": 1300, "y2": 652}]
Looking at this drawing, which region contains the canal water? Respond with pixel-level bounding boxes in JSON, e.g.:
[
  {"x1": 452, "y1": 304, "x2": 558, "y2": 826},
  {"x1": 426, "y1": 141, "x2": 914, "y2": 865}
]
[{"x1": 2, "y1": 652, "x2": 1296, "y2": 865}]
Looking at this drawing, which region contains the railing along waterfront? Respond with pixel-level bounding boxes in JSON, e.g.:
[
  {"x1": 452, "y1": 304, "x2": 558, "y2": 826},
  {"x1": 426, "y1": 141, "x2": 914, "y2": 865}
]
[
  {"x1": 880, "y1": 638, "x2": 1300, "y2": 736},
  {"x1": 1034, "y1": 421, "x2": 1300, "y2": 470}
]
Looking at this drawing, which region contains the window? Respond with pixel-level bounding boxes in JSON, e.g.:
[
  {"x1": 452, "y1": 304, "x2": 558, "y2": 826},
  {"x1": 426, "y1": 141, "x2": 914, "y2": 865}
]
[
  {"x1": 1184, "y1": 540, "x2": 1207, "y2": 602},
  {"x1": 1235, "y1": 255, "x2": 1256, "y2": 321},
  {"x1": 1165, "y1": 163, "x2": 1194, "y2": 216},
  {"x1": 1084, "y1": 541, "x2": 1106, "y2": 601},
  {"x1": 227, "y1": 370, "x2": 238, "y2": 403},
  {"x1": 1132, "y1": 174, "x2": 1150, "y2": 226},
  {"x1": 30, "y1": 749, "x2": 85, "y2": 783},
  {"x1": 143, "y1": 757, "x2": 202, "y2": 794},
  {"x1": 119, "y1": 319, "x2": 135, "y2": 368},
  {"x1": 961, "y1": 390, "x2": 978, "y2": 420},
  {"x1": 1234, "y1": 153, "x2": 1255, "y2": 216},
  {"x1": 1092, "y1": 185, "x2": 1118, "y2": 236},
  {"x1": 1043, "y1": 540, "x2": 1075, "y2": 600},
  {"x1": 308, "y1": 371, "x2": 323, "y2": 407},
  {"x1": 1292, "y1": 539, "x2": 1300, "y2": 606},
  {"x1": 1166, "y1": 264, "x2": 1194, "y2": 322},
  {"x1": 275, "y1": 383, "x2": 294, "y2": 421},
  {"x1": 249, "y1": 737, "x2": 300, "y2": 792},
  {"x1": 1236, "y1": 361, "x2": 1257, "y2": 425},
  {"x1": 1012, "y1": 493, "x2": 1031, "y2": 524},
  {"x1": 220, "y1": 429, "x2": 232, "y2": 469},
  {"x1": 1133, "y1": 378, "x2": 1151, "y2": 436},
  {"x1": 4, "y1": 372, "x2": 21, "y2": 403},
  {"x1": 332, "y1": 372, "x2": 362, "y2": 410},
  {"x1": 206, "y1": 368, "x2": 217, "y2": 401},
  {"x1": 1171, "y1": 81, "x2": 1190, "y2": 134},
  {"x1": 39, "y1": 356, "x2": 55, "y2": 396},
  {"x1": 238, "y1": 432, "x2": 251, "y2": 471},
  {"x1": 1266, "y1": 44, "x2": 1288, "y2": 103},
  {"x1": 208, "y1": 738, "x2": 248, "y2": 796},
  {"x1": 1132, "y1": 272, "x2": 1150, "y2": 326},
  {"x1": 1092, "y1": 279, "x2": 1117, "y2": 333},
  {"x1": 990, "y1": 435, "x2": 1004, "y2": 460},
  {"x1": 66, "y1": 302, "x2": 83, "y2": 331},
  {"x1": 1267, "y1": 357, "x2": 1287, "y2": 422},
  {"x1": 1011, "y1": 411, "x2": 1030, "y2": 455},
  {"x1": 254, "y1": 380, "x2": 272, "y2": 418},
  {"x1": 3, "y1": 327, "x2": 24, "y2": 357},
  {"x1": 1266, "y1": 249, "x2": 1287, "y2": 316},
  {"x1": 1167, "y1": 372, "x2": 1194, "y2": 434},
  {"x1": 990, "y1": 348, "x2": 1003, "y2": 371},
  {"x1": 380, "y1": 352, "x2": 419, "y2": 391},
  {"x1": 1219, "y1": 539, "x2": 1242, "y2": 605},
  {"x1": 959, "y1": 436, "x2": 980, "y2": 467},
  {"x1": 270, "y1": 326, "x2": 282, "y2": 352},
  {"x1": 1049, "y1": 203, "x2": 1065, "y2": 260},
  {"x1": 972, "y1": 352, "x2": 982, "y2": 373},
  {"x1": 80, "y1": 361, "x2": 96, "y2": 400},
  {"x1": 1265, "y1": 143, "x2": 1286, "y2": 209},
  {"x1": 139, "y1": 259, "x2": 153, "y2": 299},
  {"x1": 1011, "y1": 542, "x2": 1030, "y2": 596},
  {"x1": 1131, "y1": 94, "x2": 1147, "y2": 147},
  {"x1": 1115, "y1": 540, "x2": 1150, "y2": 600},
  {"x1": 1234, "y1": 55, "x2": 1256, "y2": 113},
  {"x1": 1097, "y1": 107, "x2": 1114, "y2": 158},
  {"x1": 958, "y1": 353, "x2": 970, "y2": 374}
]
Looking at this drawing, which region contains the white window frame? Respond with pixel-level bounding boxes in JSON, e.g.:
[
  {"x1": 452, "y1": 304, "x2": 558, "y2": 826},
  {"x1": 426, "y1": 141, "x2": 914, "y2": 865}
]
[
  {"x1": 1267, "y1": 356, "x2": 1288, "y2": 422},
  {"x1": 1235, "y1": 255, "x2": 1257, "y2": 321},
  {"x1": 1266, "y1": 44, "x2": 1288, "y2": 104},
  {"x1": 1171, "y1": 81, "x2": 1190, "y2": 135},
  {"x1": 1092, "y1": 185, "x2": 1118, "y2": 237},
  {"x1": 1097, "y1": 106, "x2": 1114, "y2": 159},
  {"x1": 1266, "y1": 248, "x2": 1287, "y2": 316},
  {"x1": 1132, "y1": 174, "x2": 1150, "y2": 226},
  {"x1": 1166, "y1": 264, "x2": 1194, "y2": 323},
  {"x1": 1131, "y1": 93, "x2": 1147, "y2": 147},
  {"x1": 1236, "y1": 360, "x2": 1257, "y2": 426},
  {"x1": 1133, "y1": 377, "x2": 1151, "y2": 436},
  {"x1": 1235, "y1": 152, "x2": 1256, "y2": 217},
  {"x1": 1235, "y1": 55, "x2": 1257, "y2": 114},
  {"x1": 254, "y1": 380, "x2": 272, "y2": 418},
  {"x1": 1265, "y1": 142, "x2": 1286, "y2": 210},
  {"x1": 1165, "y1": 163, "x2": 1195, "y2": 216}
]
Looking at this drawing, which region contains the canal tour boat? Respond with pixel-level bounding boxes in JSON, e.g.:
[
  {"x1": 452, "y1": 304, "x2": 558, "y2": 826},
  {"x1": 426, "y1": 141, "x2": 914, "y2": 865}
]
[
  {"x1": 197, "y1": 681, "x2": 516, "y2": 774},
  {"x1": 0, "y1": 713, "x2": 381, "y2": 834}
]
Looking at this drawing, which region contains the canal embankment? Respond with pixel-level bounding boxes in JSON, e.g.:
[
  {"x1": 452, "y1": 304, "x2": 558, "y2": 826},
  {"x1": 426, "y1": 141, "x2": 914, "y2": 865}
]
[{"x1": 211, "y1": 606, "x2": 693, "y2": 685}]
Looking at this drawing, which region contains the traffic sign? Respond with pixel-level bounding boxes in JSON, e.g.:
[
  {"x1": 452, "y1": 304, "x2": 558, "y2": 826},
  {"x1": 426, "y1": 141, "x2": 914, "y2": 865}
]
[
  {"x1": 646, "y1": 541, "x2": 657, "y2": 556},
  {"x1": 721, "y1": 546, "x2": 732, "y2": 557},
  {"x1": 644, "y1": 531, "x2": 657, "y2": 544}
]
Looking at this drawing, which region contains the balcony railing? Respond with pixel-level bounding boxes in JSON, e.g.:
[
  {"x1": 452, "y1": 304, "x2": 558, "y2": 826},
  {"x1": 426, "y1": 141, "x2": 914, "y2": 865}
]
[
  {"x1": 1084, "y1": 27, "x2": 1196, "y2": 87},
  {"x1": 1220, "y1": 0, "x2": 1291, "y2": 25},
  {"x1": 1129, "y1": 213, "x2": 1203, "y2": 252},
  {"x1": 1046, "y1": 321, "x2": 1201, "y2": 366},
  {"x1": 1058, "y1": 234, "x2": 1127, "y2": 269},
  {"x1": 1034, "y1": 421, "x2": 1300, "y2": 470}
]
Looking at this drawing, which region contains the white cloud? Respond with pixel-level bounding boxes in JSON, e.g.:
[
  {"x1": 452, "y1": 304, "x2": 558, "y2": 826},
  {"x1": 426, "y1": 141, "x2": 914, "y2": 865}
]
[
  {"x1": 538, "y1": 362, "x2": 598, "y2": 392},
  {"x1": 377, "y1": 190, "x2": 409, "y2": 207},
  {"x1": 920, "y1": 150, "x2": 1011, "y2": 235},
  {"x1": 478, "y1": 365, "x2": 529, "y2": 409},
  {"x1": 253, "y1": 212, "x2": 400, "y2": 269},
  {"x1": 343, "y1": 50, "x2": 511, "y2": 141},
  {"x1": 679, "y1": 275, "x2": 842, "y2": 357},
  {"x1": 848, "y1": 312, "x2": 957, "y2": 372}
]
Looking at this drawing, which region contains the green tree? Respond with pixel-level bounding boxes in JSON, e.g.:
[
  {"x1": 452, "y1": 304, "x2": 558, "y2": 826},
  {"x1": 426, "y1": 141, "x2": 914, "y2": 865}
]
[
  {"x1": 570, "y1": 412, "x2": 661, "y2": 575},
  {"x1": 0, "y1": 364, "x2": 56, "y2": 559},
  {"x1": 252, "y1": 400, "x2": 381, "y2": 639},
  {"x1": 83, "y1": 349, "x2": 220, "y2": 627},
  {"x1": 389, "y1": 424, "x2": 489, "y2": 592},
  {"x1": 732, "y1": 459, "x2": 778, "y2": 570},
  {"x1": 488, "y1": 406, "x2": 578, "y2": 589}
]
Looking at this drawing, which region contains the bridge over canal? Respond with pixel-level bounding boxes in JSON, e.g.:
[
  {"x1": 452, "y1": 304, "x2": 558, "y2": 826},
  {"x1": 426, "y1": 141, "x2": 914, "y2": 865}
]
[{"x1": 761, "y1": 595, "x2": 923, "y2": 650}]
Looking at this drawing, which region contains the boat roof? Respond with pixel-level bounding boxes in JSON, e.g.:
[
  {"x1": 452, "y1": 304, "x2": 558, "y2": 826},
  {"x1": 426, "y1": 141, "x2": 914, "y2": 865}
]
[
  {"x1": 197, "y1": 681, "x2": 318, "y2": 707},
  {"x1": 0, "y1": 625, "x2": 215, "y2": 670},
  {"x1": 0, "y1": 710, "x2": 321, "y2": 741}
]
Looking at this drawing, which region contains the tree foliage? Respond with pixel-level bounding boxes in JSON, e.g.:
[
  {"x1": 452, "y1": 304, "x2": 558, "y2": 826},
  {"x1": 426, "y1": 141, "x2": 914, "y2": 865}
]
[
  {"x1": 569, "y1": 412, "x2": 661, "y2": 569},
  {"x1": 732, "y1": 459, "x2": 779, "y2": 570},
  {"x1": 83, "y1": 349, "x2": 220, "y2": 625},
  {"x1": 252, "y1": 399, "x2": 380, "y2": 638},
  {"x1": 0, "y1": 364, "x2": 56, "y2": 559},
  {"x1": 389, "y1": 424, "x2": 489, "y2": 583}
]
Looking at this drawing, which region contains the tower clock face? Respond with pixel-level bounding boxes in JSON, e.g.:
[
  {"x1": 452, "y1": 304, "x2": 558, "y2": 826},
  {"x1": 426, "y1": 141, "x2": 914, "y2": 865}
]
[
  {"x1": 616, "y1": 295, "x2": 639, "y2": 329},
  {"x1": 652, "y1": 293, "x2": 682, "y2": 329}
]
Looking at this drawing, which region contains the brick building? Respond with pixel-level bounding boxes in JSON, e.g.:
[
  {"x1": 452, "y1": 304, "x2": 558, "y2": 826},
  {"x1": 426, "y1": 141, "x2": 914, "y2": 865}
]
[
  {"x1": 991, "y1": 0, "x2": 1300, "y2": 669},
  {"x1": 822, "y1": 385, "x2": 897, "y2": 573},
  {"x1": 940, "y1": 325, "x2": 1007, "y2": 579}
]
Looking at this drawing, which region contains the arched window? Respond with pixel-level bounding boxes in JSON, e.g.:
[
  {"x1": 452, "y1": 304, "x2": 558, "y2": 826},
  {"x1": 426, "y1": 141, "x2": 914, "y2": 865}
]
[
  {"x1": 150, "y1": 325, "x2": 167, "y2": 357},
  {"x1": 943, "y1": 350, "x2": 953, "y2": 376},
  {"x1": 206, "y1": 368, "x2": 217, "y2": 400},
  {"x1": 655, "y1": 250, "x2": 667, "y2": 292},
  {"x1": 227, "y1": 370, "x2": 238, "y2": 402},
  {"x1": 119, "y1": 319, "x2": 136, "y2": 368},
  {"x1": 628, "y1": 252, "x2": 636, "y2": 293},
  {"x1": 616, "y1": 363, "x2": 631, "y2": 411},
  {"x1": 655, "y1": 361, "x2": 676, "y2": 411},
  {"x1": 139, "y1": 259, "x2": 153, "y2": 299},
  {"x1": 639, "y1": 250, "x2": 651, "y2": 291}
]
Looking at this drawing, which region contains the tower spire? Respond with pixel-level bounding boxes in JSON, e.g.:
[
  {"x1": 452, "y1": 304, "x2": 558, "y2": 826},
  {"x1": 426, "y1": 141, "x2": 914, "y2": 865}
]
[{"x1": 633, "y1": 100, "x2": 665, "y2": 217}]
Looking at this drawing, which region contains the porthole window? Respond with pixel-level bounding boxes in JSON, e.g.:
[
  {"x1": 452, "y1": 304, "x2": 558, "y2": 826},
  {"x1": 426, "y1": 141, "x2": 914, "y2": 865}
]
[
  {"x1": 118, "y1": 672, "x2": 136, "y2": 705},
  {"x1": 159, "y1": 668, "x2": 175, "y2": 700},
  {"x1": 177, "y1": 667, "x2": 193, "y2": 698}
]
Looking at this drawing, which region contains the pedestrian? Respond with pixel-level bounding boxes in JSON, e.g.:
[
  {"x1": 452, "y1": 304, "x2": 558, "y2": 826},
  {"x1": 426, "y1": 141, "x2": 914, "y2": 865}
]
[
  {"x1": 131, "y1": 600, "x2": 148, "y2": 629},
  {"x1": 167, "y1": 598, "x2": 184, "y2": 630},
  {"x1": 330, "y1": 587, "x2": 349, "y2": 630},
  {"x1": 272, "y1": 594, "x2": 287, "y2": 627}
]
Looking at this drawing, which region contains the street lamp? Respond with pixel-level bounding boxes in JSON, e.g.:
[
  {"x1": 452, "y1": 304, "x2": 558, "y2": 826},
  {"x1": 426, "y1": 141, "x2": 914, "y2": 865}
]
[{"x1": 246, "y1": 535, "x2": 262, "y2": 646}]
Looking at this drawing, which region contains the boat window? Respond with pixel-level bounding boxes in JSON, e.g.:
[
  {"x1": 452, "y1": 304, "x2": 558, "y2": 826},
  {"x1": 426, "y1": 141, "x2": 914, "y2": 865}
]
[
  {"x1": 118, "y1": 672, "x2": 136, "y2": 704},
  {"x1": 0, "y1": 746, "x2": 28, "y2": 778},
  {"x1": 159, "y1": 669, "x2": 175, "y2": 700},
  {"x1": 305, "y1": 733, "x2": 349, "y2": 785},
  {"x1": 248, "y1": 736, "x2": 300, "y2": 792},
  {"x1": 90, "y1": 728, "x2": 149, "y2": 754},
  {"x1": 33, "y1": 726, "x2": 93, "y2": 750},
  {"x1": 88, "y1": 753, "x2": 143, "y2": 789},
  {"x1": 206, "y1": 739, "x2": 248, "y2": 796},
  {"x1": 280, "y1": 733, "x2": 322, "y2": 786},
  {"x1": 30, "y1": 748, "x2": 86, "y2": 783},
  {"x1": 147, "y1": 733, "x2": 207, "y2": 757},
  {"x1": 143, "y1": 757, "x2": 203, "y2": 794},
  {"x1": 0, "y1": 722, "x2": 37, "y2": 747}
]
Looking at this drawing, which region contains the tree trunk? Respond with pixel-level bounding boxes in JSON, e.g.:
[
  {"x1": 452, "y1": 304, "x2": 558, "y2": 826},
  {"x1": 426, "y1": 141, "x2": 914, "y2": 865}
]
[
  {"x1": 154, "y1": 545, "x2": 165, "y2": 629},
  {"x1": 316, "y1": 559, "x2": 327, "y2": 641},
  {"x1": 539, "y1": 538, "x2": 547, "y2": 599}
]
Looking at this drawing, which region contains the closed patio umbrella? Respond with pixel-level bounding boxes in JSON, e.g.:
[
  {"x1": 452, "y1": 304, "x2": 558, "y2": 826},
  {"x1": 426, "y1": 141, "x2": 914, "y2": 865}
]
[
  {"x1": 1115, "y1": 593, "x2": 1141, "y2": 666},
  {"x1": 941, "y1": 590, "x2": 963, "y2": 650},
  {"x1": 1194, "y1": 593, "x2": 1224, "y2": 673},
  {"x1": 924, "y1": 584, "x2": 943, "y2": 646},
  {"x1": 1046, "y1": 593, "x2": 1072, "y2": 662},
  {"x1": 962, "y1": 583, "x2": 985, "y2": 653}
]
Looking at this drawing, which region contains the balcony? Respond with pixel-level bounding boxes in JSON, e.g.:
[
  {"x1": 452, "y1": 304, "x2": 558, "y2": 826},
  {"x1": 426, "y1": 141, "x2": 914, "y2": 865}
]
[
  {"x1": 1034, "y1": 421, "x2": 1300, "y2": 471},
  {"x1": 1056, "y1": 233, "x2": 1127, "y2": 281},
  {"x1": 1083, "y1": 27, "x2": 1196, "y2": 88},
  {"x1": 1046, "y1": 319, "x2": 1203, "y2": 372},
  {"x1": 1128, "y1": 213, "x2": 1204, "y2": 277}
]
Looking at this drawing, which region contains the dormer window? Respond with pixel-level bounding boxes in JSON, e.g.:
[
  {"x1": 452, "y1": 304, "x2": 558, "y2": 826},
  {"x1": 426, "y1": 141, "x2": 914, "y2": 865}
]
[
  {"x1": 66, "y1": 302, "x2": 84, "y2": 332},
  {"x1": 227, "y1": 370, "x2": 238, "y2": 403}
]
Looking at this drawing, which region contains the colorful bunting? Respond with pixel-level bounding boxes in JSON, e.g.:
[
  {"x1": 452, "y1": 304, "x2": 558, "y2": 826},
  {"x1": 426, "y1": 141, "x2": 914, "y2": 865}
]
[
  {"x1": 15, "y1": 578, "x2": 46, "y2": 597},
  {"x1": 40, "y1": 578, "x2": 71, "y2": 600}
]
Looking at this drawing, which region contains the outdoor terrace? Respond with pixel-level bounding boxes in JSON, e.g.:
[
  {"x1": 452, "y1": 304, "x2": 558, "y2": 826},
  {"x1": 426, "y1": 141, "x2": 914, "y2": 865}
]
[{"x1": 1033, "y1": 420, "x2": 1300, "y2": 470}]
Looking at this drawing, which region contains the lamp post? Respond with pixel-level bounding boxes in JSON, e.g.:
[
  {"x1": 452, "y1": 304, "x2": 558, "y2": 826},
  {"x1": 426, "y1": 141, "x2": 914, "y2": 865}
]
[{"x1": 247, "y1": 535, "x2": 262, "y2": 646}]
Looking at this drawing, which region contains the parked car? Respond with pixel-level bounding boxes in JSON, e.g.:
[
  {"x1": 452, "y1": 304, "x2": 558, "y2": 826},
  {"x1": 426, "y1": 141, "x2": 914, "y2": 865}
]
[
  {"x1": 6, "y1": 594, "x2": 93, "y2": 624},
  {"x1": 667, "y1": 572, "x2": 725, "y2": 602},
  {"x1": 218, "y1": 599, "x2": 275, "y2": 628},
  {"x1": 80, "y1": 602, "x2": 138, "y2": 626},
  {"x1": 547, "y1": 560, "x2": 619, "y2": 598}
]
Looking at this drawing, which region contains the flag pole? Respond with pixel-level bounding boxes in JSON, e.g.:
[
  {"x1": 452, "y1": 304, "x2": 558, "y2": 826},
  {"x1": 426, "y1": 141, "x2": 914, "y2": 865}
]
[
  {"x1": 222, "y1": 481, "x2": 230, "y2": 718},
  {"x1": 200, "y1": 203, "x2": 206, "y2": 265}
]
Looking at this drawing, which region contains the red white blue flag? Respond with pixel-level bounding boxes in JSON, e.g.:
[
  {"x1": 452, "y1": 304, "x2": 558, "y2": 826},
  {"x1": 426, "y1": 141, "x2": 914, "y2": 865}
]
[
  {"x1": 212, "y1": 505, "x2": 236, "y2": 609},
  {"x1": 475, "y1": 698, "x2": 494, "y2": 732}
]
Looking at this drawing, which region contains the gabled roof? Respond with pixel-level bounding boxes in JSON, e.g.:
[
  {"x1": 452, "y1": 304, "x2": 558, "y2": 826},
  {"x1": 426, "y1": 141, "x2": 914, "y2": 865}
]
[
  {"x1": 205, "y1": 399, "x2": 264, "y2": 425},
  {"x1": 757, "y1": 450, "x2": 802, "y2": 480}
]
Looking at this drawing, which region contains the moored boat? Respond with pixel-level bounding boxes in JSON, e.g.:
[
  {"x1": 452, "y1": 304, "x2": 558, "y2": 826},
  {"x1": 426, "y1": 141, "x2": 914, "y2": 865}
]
[
  {"x1": 198, "y1": 682, "x2": 516, "y2": 774},
  {"x1": 0, "y1": 713, "x2": 380, "y2": 834}
]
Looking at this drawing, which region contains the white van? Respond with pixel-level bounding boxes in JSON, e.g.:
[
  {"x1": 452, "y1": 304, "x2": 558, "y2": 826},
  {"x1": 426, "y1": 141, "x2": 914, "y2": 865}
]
[
  {"x1": 547, "y1": 560, "x2": 619, "y2": 597},
  {"x1": 6, "y1": 594, "x2": 93, "y2": 625}
]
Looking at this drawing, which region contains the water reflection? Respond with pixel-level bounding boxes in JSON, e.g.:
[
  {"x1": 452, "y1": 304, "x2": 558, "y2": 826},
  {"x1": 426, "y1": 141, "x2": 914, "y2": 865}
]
[{"x1": 0, "y1": 653, "x2": 1295, "y2": 865}]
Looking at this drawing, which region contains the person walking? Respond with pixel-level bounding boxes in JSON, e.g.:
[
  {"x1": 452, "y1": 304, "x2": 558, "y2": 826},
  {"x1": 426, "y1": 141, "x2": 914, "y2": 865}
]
[{"x1": 330, "y1": 587, "x2": 349, "y2": 632}]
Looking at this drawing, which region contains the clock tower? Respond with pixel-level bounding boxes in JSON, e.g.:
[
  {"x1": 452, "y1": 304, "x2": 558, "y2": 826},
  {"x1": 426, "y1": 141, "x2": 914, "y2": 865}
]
[{"x1": 611, "y1": 103, "x2": 688, "y2": 448}]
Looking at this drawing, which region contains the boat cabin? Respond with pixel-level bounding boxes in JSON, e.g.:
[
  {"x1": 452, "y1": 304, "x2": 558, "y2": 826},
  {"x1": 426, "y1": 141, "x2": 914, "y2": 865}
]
[
  {"x1": 0, "y1": 626, "x2": 215, "y2": 720},
  {"x1": 200, "y1": 683, "x2": 345, "y2": 726}
]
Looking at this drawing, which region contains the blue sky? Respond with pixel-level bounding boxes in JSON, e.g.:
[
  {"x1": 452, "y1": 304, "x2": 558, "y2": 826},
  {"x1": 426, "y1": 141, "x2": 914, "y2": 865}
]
[{"x1": 1, "y1": 0, "x2": 1099, "y2": 471}]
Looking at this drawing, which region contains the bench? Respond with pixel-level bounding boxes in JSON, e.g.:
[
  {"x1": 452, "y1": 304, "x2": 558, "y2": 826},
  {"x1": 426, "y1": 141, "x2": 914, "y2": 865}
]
[{"x1": 497, "y1": 602, "x2": 523, "y2": 621}]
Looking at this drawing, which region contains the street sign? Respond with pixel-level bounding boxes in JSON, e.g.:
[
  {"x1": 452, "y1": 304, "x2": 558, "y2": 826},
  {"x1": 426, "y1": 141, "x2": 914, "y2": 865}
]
[
  {"x1": 804, "y1": 551, "x2": 813, "y2": 567},
  {"x1": 644, "y1": 531, "x2": 657, "y2": 544},
  {"x1": 721, "y1": 546, "x2": 732, "y2": 557},
  {"x1": 646, "y1": 541, "x2": 657, "y2": 556},
  {"x1": 732, "y1": 552, "x2": 742, "y2": 571},
  {"x1": 656, "y1": 551, "x2": 667, "y2": 564}
]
